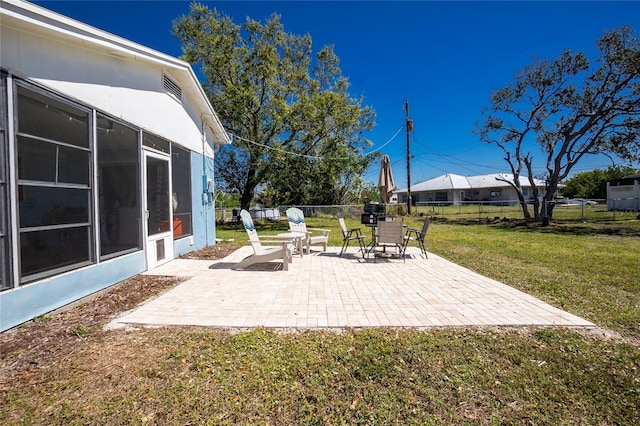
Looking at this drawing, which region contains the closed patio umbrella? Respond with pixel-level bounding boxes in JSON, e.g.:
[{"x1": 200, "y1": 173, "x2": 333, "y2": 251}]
[{"x1": 377, "y1": 154, "x2": 395, "y2": 204}]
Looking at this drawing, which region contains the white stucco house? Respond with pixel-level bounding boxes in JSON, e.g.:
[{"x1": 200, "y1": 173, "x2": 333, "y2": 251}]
[
  {"x1": 395, "y1": 173, "x2": 550, "y2": 205},
  {"x1": 607, "y1": 174, "x2": 640, "y2": 211},
  {"x1": 0, "y1": 0, "x2": 231, "y2": 331}
]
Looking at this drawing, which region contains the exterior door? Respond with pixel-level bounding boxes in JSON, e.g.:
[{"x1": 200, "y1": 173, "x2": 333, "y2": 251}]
[{"x1": 143, "y1": 151, "x2": 173, "y2": 269}]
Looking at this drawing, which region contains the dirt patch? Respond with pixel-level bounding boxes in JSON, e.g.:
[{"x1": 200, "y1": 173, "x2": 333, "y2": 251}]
[
  {"x1": 0, "y1": 244, "x2": 240, "y2": 380},
  {"x1": 178, "y1": 243, "x2": 238, "y2": 260}
]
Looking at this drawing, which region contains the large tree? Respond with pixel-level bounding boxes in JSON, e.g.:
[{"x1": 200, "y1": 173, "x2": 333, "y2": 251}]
[
  {"x1": 476, "y1": 27, "x2": 640, "y2": 220},
  {"x1": 173, "y1": 3, "x2": 376, "y2": 209}
]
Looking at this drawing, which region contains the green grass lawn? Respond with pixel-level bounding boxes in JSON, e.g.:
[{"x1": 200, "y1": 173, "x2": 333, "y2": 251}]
[
  {"x1": 3, "y1": 216, "x2": 639, "y2": 424},
  {"x1": 215, "y1": 215, "x2": 640, "y2": 339},
  {"x1": 9, "y1": 327, "x2": 636, "y2": 425},
  {"x1": 430, "y1": 221, "x2": 640, "y2": 340}
]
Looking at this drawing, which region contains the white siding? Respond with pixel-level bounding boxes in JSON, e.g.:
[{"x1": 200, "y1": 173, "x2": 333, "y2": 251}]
[{"x1": 1, "y1": 15, "x2": 214, "y2": 157}]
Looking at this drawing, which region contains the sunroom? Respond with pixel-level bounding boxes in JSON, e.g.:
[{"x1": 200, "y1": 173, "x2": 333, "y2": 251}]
[{"x1": 1, "y1": 0, "x2": 230, "y2": 331}]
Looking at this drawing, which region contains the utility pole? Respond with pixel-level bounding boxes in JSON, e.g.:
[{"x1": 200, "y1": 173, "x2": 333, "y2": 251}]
[{"x1": 405, "y1": 99, "x2": 413, "y2": 215}]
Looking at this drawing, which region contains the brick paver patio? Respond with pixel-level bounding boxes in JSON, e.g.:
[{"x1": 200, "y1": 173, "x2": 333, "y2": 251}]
[{"x1": 107, "y1": 246, "x2": 595, "y2": 330}]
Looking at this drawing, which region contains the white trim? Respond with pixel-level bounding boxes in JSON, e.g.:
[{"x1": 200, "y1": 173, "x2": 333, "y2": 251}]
[
  {"x1": 6, "y1": 75, "x2": 19, "y2": 289},
  {"x1": 142, "y1": 149, "x2": 174, "y2": 269},
  {"x1": 91, "y1": 109, "x2": 100, "y2": 264}
]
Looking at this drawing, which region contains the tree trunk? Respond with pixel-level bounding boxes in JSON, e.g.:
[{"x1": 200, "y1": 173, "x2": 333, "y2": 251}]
[
  {"x1": 240, "y1": 190, "x2": 253, "y2": 211},
  {"x1": 532, "y1": 188, "x2": 540, "y2": 218},
  {"x1": 543, "y1": 178, "x2": 561, "y2": 221},
  {"x1": 544, "y1": 196, "x2": 556, "y2": 219},
  {"x1": 240, "y1": 172, "x2": 257, "y2": 211},
  {"x1": 515, "y1": 187, "x2": 531, "y2": 220}
]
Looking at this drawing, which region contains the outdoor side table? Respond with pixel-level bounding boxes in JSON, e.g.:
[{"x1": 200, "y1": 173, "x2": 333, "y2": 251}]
[{"x1": 276, "y1": 232, "x2": 304, "y2": 257}]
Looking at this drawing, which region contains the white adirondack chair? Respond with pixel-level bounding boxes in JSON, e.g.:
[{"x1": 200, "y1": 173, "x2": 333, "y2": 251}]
[
  {"x1": 285, "y1": 207, "x2": 330, "y2": 254},
  {"x1": 234, "y1": 210, "x2": 295, "y2": 271}
]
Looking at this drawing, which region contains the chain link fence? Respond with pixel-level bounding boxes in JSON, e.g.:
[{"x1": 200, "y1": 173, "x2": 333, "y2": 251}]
[
  {"x1": 415, "y1": 198, "x2": 639, "y2": 221},
  {"x1": 216, "y1": 205, "x2": 381, "y2": 222},
  {"x1": 216, "y1": 198, "x2": 639, "y2": 223}
]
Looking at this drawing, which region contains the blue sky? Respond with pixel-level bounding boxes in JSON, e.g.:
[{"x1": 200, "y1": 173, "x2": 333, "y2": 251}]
[{"x1": 32, "y1": 0, "x2": 640, "y2": 188}]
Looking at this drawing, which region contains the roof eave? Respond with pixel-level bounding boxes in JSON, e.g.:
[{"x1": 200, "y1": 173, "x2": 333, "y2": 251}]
[{"x1": 2, "y1": 0, "x2": 231, "y2": 145}]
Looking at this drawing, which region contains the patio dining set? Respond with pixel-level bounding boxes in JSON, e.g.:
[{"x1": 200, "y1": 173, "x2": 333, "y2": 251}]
[
  {"x1": 340, "y1": 212, "x2": 430, "y2": 261},
  {"x1": 234, "y1": 207, "x2": 430, "y2": 271}
]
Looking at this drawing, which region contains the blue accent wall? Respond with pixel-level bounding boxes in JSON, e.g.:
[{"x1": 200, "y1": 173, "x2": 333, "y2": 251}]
[
  {"x1": 1, "y1": 153, "x2": 217, "y2": 332},
  {"x1": 0, "y1": 251, "x2": 145, "y2": 332},
  {"x1": 173, "y1": 151, "x2": 216, "y2": 257},
  {"x1": 186, "y1": 151, "x2": 216, "y2": 251}
]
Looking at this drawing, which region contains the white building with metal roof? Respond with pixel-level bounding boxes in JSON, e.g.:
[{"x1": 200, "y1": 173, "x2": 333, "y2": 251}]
[{"x1": 395, "y1": 173, "x2": 549, "y2": 205}]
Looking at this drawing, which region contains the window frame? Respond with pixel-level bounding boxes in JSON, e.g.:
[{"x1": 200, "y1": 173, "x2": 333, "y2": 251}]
[
  {"x1": 0, "y1": 72, "x2": 10, "y2": 290},
  {"x1": 14, "y1": 82, "x2": 94, "y2": 283},
  {"x1": 96, "y1": 113, "x2": 143, "y2": 260},
  {"x1": 435, "y1": 191, "x2": 448, "y2": 202},
  {"x1": 171, "y1": 143, "x2": 192, "y2": 239}
]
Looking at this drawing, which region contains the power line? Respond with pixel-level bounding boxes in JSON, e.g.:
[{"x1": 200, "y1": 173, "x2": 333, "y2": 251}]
[{"x1": 227, "y1": 126, "x2": 404, "y2": 160}]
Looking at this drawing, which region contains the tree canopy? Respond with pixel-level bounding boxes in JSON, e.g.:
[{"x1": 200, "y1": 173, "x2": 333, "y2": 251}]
[
  {"x1": 173, "y1": 3, "x2": 377, "y2": 209},
  {"x1": 560, "y1": 165, "x2": 638, "y2": 199},
  {"x1": 476, "y1": 26, "x2": 640, "y2": 220}
]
